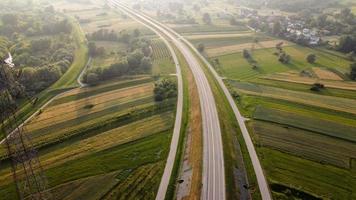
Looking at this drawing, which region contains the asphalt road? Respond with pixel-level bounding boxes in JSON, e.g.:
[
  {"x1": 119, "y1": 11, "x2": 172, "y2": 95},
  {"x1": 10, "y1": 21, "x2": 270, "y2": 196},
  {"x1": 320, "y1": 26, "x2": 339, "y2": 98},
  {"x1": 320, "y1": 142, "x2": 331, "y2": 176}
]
[{"x1": 109, "y1": 1, "x2": 226, "y2": 199}]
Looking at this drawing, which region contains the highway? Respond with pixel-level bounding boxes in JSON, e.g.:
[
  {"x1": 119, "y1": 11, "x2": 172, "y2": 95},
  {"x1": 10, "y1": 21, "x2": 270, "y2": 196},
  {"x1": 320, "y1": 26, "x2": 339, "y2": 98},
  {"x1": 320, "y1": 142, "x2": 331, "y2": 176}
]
[
  {"x1": 109, "y1": 1, "x2": 226, "y2": 200},
  {"x1": 109, "y1": 1, "x2": 272, "y2": 200}
]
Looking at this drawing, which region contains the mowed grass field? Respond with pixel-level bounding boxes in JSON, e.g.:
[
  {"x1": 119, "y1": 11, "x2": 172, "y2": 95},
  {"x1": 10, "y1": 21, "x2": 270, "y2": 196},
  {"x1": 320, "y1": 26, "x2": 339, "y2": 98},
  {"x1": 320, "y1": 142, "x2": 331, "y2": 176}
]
[
  {"x1": 192, "y1": 30, "x2": 356, "y2": 199},
  {"x1": 0, "y1": 77, "x2": 177, "y2": 199}
]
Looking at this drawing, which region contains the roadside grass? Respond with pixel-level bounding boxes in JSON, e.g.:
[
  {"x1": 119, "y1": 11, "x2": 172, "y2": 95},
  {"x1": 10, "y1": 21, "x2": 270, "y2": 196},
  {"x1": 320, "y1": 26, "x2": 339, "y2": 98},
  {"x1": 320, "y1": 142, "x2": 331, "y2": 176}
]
[
  {"x1": 258, "y1": 148, "x2": 356, "y2": 200},
  {"x1": 171, "y1": 46, "x2": 203, "y2": 199},
  {"x1": 229, "y1": 81, "x2": 356, "y2": 115},
  {"x1": 214, "y1": 45, "x2": 352, "y2": 80},
  {"x1": 253, "y1": 106, "x2": 356, "y2": 143},
  {"x1": 164, "y1": 45, "x2": 190, "y2": 200},
  {"x1": 250, "y1": 120, "x2": 356, "y2": 169}
]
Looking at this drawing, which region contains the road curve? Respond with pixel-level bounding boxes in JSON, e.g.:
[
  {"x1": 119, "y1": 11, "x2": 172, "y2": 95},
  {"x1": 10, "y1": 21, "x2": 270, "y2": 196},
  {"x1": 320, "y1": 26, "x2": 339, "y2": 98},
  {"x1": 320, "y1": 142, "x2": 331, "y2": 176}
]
[
  {"x1": 118, "y1": 5, "x2": 273, "y2": 200},
  {"x1": 109, "y1": 1, "x2": 226, "y2": 200},
  {"x1": 106, "y1": 4, "x2": 184, "y2": 200}
]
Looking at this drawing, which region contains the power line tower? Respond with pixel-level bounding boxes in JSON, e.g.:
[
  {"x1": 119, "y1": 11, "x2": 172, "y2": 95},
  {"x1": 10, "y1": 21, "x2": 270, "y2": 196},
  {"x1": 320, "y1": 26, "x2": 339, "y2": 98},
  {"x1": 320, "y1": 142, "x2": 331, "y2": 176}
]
[{"x1": 0, "y1": 58, "x2": 51, "y2": 200}]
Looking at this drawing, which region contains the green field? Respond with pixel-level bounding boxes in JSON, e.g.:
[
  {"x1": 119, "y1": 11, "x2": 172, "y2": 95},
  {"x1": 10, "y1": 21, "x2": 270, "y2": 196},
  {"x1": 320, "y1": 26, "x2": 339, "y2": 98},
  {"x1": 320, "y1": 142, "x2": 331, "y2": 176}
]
[{"x1": 213, "y1": 45, "x2": 352, "y2": 80}]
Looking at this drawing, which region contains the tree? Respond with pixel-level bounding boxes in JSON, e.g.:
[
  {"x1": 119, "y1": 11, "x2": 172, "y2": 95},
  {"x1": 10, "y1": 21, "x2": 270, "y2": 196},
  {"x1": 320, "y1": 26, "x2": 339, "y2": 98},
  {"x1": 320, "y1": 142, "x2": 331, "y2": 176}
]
[
  {"x1": 307, "y1": 54, "x2": 316, "y2": 64},
  {"x1": 279, "y1": 53, "x2": 291, "y2": 64},
  {"x1": 338, "y1": 36, "x2": 356, "y2": 53},
  {"x1": 154, "y1": 78, "x2": 177, "y2": 101},
  {"x1": 272, "y1": 21, "x2": 282, "y2": 35},
  {"x1": 140, "y1": 57, "x2": 152, "y2": 72},
  {"x1": 133, "y1": 29, "x2": 141, "y2": 37},
  {"x1": 88, "y1": 42, "x2": 97, "y2": 56},
  {"x1": 197, "y1": 43, "x2": 205, "y2": 53},
  {"x1": 86, "y1": 73, "x2": 99, "y2": 85},
  {"x1": 2, "y1": 14, "x2": 18, "y2": 26},
  {"x1": 351, "y1": 63, "x2": 356, "y2": 80},
  {"x1": 127, "y1": 50, "x2": 144, "y2": 69},
  {"x1": 31, "y1": 39, "x2": 52, "y2": 52},
  {"x1": 347, "y1": 51, "x2": 355, "y2": 61},
  {"x1": 202, "y1": 13, "x2": 212, "y2": 25},
  {"x1": 243, "y1": 49, "x2": 251, "y2": 59}
]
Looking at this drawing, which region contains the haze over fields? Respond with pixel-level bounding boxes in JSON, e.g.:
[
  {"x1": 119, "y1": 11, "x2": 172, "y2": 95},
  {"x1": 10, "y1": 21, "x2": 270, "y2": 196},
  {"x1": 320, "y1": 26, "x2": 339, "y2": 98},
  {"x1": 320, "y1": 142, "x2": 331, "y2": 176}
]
[{"x1": 0, "y1": 0, "x2": 355, "y2": 199}]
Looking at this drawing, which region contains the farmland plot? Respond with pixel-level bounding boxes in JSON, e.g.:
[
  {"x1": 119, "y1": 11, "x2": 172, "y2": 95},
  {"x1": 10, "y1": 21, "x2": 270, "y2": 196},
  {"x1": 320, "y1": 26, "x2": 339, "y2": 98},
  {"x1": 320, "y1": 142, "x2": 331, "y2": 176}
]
[{"x1": 0, "y1": 76, "x2": 177, "y2": 199}]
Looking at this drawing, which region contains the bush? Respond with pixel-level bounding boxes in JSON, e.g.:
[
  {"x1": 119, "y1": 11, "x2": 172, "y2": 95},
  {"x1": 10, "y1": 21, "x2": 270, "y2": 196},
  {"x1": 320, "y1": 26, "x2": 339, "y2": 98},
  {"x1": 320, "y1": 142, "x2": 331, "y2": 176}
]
[
  {"x1": 197, "y1": 43, "x2": 205, "y2": 53},
  {"x1": 154, "y1": 79, "x2": 177, "y2": 102},
  {"x1": 307, "y1": 54, "x2": 316, "y2": 64}
]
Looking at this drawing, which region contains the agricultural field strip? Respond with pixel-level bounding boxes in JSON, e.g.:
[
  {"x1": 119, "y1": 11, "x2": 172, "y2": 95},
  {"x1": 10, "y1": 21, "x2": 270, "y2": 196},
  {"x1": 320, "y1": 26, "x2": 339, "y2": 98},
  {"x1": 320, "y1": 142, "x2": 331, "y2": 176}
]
[
  {"x1": 151, "y1": 39, "x2": 171, "y2": 59},
  {"x1": 104, "y1": 162, "x2": 162, "y2": 200},
  {"x1": 262, "y1": 148, "x2": 356, "y2": 200},
  {"x1": 312, "y1": 67, "x2": 343, "y2": 80},
  {"x1": 27, "y1": 83, "x2": 153, "y2": 126},
  {"x1": 185, "y1": 33, "x2": 254, "y2": 40},
  {"x1": 25, "y1": 99, "x2": 156, "y2": 143},
  {"x1": 206, "y1": 40, "x2": 294, "y2": 57},
  {"x1": 232, "y1": 82, "x2": 356, "y2": 115},
  {"x1": 190, "y1": 35, "x2": 276, "y2": 48},
  {"x1": 253, "y1": 106, "x2": 356, "y2": 142},
  {"x1": 263, "y1": 74, "x2": 356, "y2": 91},
  {"x1": 0, "y1": 113, "x2": 173, "y2": 184},
  {"x1": 51, "y1": 171, "x2": 121, "y2": 200},
  {"x1": 27, "y1": 89, "x2": 152, "y2": 129},
  {"x1": 252, "y1": 121, "x2": 356, "y2": 169},
  {"x1": 56, "y1": 76, "x2": 152, "y2": 101}
]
